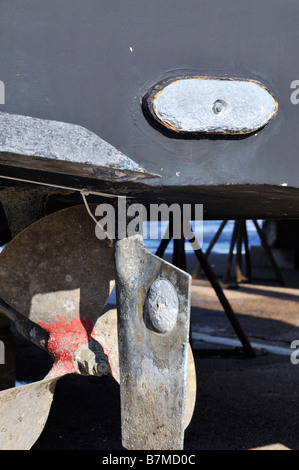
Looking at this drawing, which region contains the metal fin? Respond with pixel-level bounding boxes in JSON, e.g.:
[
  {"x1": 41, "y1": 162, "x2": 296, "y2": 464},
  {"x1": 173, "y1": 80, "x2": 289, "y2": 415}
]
[
  {"x1": 0, "y1": 111, "x2": 160, "y2": 182},
  {"x1": 114, "y1": 234, "x2": 192, "y2": 450},
  {"x1": 93, "y1": 308, "x2": 197, "y2": 429}
]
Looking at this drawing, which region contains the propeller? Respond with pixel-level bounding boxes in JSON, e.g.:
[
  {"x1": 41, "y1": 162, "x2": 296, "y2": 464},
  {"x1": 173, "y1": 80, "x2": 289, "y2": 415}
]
[{"x1": 0, "y1": 204, "x2": 196, "y2": 449}]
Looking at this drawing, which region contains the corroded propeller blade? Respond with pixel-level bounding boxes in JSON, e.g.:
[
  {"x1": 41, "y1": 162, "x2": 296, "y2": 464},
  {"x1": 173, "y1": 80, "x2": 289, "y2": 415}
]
[
  {"x1": 0, "y1": 205, "x2": 115, "y2": 448},
  {"x1": 0, "y1": 376, "x2": 61, "y2": 450},
  {"x1": 0, "y1": 204, "x2": 115, "y2": 345}
]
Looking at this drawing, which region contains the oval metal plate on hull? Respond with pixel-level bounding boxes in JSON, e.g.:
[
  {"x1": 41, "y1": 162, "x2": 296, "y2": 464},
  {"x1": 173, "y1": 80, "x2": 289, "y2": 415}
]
[{"x1": 144, "y1": 77, "x2": 278, "y2": 135}]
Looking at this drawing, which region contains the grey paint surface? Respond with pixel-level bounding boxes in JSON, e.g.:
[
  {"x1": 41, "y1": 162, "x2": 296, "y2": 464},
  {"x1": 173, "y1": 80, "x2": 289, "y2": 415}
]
[{"x1": 0, "y1": 0, "x2": 298, "y2": 216}]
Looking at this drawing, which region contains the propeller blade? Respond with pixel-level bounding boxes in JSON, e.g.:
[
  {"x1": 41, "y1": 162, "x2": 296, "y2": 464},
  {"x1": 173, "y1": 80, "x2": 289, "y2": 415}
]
[
  {"x1": 0, "y1": 204, "x2": 115, "y2": 332},
  {"x1": 0, "y1": 205, "x2": 115, "y2": 448},
  {"x1": 0, "y1": 375, "x2": 61, "y2": 450}
]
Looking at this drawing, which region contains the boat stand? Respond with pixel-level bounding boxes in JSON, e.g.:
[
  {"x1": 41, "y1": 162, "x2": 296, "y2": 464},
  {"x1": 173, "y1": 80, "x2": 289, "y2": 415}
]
[
  {"x1": 155, "y1": 221, "x2": 256, "y2": 358},
  {"x1": 192, "y1": 220, "x2": 285, "y2": 286}
]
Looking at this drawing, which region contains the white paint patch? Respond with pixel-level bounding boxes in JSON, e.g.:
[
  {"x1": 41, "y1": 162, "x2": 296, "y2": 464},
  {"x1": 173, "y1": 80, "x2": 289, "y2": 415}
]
[{"x1": 192, "y1": 332, "x2": 292, "y2": 356}]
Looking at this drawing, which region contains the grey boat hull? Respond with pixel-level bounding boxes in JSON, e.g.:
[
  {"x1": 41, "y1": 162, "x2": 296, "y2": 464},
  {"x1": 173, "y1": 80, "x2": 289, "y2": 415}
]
[{"x1": 0, "y1": 0, "x2": 298, "y2": 218}]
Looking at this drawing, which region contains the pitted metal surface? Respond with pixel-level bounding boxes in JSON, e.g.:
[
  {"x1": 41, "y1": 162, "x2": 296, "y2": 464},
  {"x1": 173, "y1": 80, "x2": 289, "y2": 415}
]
[
  {"x1": 147, "y1": 77, "x2": 278, "y2": 135},
  {"x1": 0, "y1": 204, "x2": 115, "y2": 325},
  {"x1": 0, "y1": 376, "x2": 61, "y2": 450},
  {"x1": 145, "y1": 278, "x2": 179, "y2": 333},
  {"x1": 114, "y1": 234, "x2": 192, "y2": 450}
]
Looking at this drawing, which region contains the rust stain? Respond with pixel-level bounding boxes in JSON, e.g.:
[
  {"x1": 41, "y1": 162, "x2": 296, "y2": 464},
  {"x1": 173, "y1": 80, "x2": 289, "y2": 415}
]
[
  {"x1": 135, "y1": 285, "x2": 146, "y2": 348},
  {"x1": 136, "y1": 332, "x2": 143, "y2": 348},
  {"x1": 138, "y1": 285, "x2": 146, "y2": 315}
]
